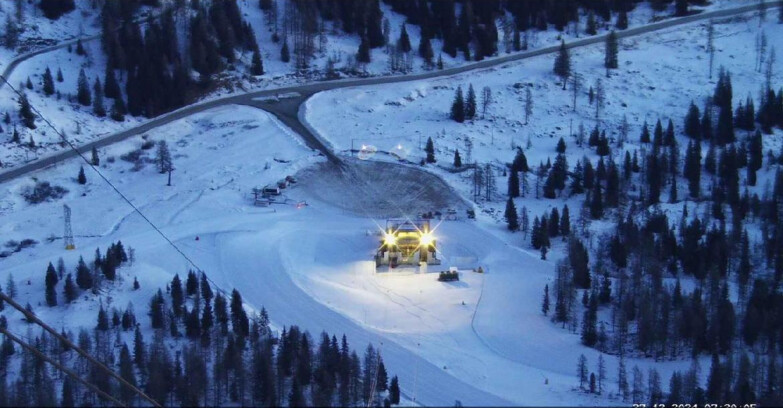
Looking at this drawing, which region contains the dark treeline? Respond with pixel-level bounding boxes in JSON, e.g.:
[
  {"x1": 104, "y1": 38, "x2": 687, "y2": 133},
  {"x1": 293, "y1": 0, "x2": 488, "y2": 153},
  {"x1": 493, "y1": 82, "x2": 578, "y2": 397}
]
[
  {"x1": 0, "y1": 248, "x2": 400, "y2": 407},
  {"x1": 502, "y1": 66, "x2": 783, "y2": 404},
  {"x1": 98, "y1": 0, "x2": 260, "y2": 119}
]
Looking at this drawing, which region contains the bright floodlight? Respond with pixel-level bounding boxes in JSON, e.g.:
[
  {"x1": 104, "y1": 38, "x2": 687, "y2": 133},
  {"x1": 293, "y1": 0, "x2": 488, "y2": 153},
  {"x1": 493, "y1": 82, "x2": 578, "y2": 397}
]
[
  {"x1": 384, "y1": 233, "x2": 396, "y2": 246},
  {"x1": 420, "y1": 232, "x2": 434, "y2": 247}
]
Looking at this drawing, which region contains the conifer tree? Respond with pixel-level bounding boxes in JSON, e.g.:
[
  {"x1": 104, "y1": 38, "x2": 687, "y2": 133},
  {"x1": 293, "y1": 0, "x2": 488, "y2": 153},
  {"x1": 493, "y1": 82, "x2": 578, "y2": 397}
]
[
  {"x1": 156, "y1": 140, "x2": 173, "y2": 174},
  {"x1": 77, "y1": 166, "x2": 86, "y2": 184},
  {"x1": 508, "y1": 169, "x2": 519, "y2": 198},
  {"x1": 43, "y1": 67, "x2": 55, "y2": 96},
  {"x1": 75, "y1": 256, "x2": 93, "y2": 289},
  {"x1": 389, "y1": 376, "x2": 400, "y2": 404},
  {"x1": 251, "y1": 49, "x2": 264, "y2": 76},
  {"x1": 18, "y1": 93, "x2": 36, "y2": 129},
  {"x1": 675, "y1": 0, "x2": 689, "y2": 16},
  {"x1": 685, "y1": 101, "x2": 701, "y2": 138},
  {"x1": 110, "y1": 96, "x2": 126, "y2": 122},
  {"x1": 93, "y1": 78, "x2": 106, "y2": 117},
  {"x1": 425, "y1": 137, "x2": 436, "y2": 163},
  {"x1": 91, "y1": 146, "x2": 100, "y2": 166},
  {"x1": 45, "y1": 262, "x2": 58, "y2": 307},
  {"x1": 453, "y1": 149, "x2": 462, "y2": 168},
  {"x1": 684, "y1": 140, "x2": 701, "y2": 198},
  {"x1": 77, "y1": 69, "x2": 91, "y2": 106},
  {"x1": 450, "y1": 86, "x2": 465, "y2": 123},
  {"x1": 616, "y1": 8, "x2": 629, "y2": 30},
  {"x1": 418, "y1": 35, "x2": 434, "y2": 66},
  {"x1": 171, "y1": 274, "x2": 184, "y2": 318},
  {"x1": 465, "y1": 84, "x2": 477, "y2": 119},
  {"x1": 76, "y1": 39, "x2": 86, "y2": 56},
  {"x1": 281, "y1": 39, "x2": 290, "y2": 62},
  {"x1": 542, "y1": 284, "x2": 550, "y2": 315},
  {"x1": 56, "y1": 67, "x2": 63, "y2": 82},
  {"x1": 604, "y1": 30, "x2": 619, "y2": 70},
  {"x1": 554, "y1": 40, "x2": 571, "y2": 89},
  {"x1": 357, "y1": 36, "x2": 371, "y2": 64},
  {"x1": 397, "y1": 24, "x2": 411, "y2": 53},
  {"x1": 640, "y1": 121, "x2": 650, "y2": 143},
  {"x1": 104, "y1": 66, "x2": 120, "y2": 99},
  {"x1": 63, "y1": 273, "x2": 77, "y2": 303},
  {"x1": 505, "y1": 198, "x2": 518, "y2": 231},
  {"x1": 96, "y1": 304, "x2": 109, "y2": 330}
]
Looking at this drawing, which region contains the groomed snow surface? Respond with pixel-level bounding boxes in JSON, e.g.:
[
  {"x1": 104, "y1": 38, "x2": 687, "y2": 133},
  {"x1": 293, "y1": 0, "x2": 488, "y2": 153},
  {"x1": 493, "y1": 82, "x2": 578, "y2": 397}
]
[{"x1": 0, "y1": 101, "x2": 644, "y2": 406}]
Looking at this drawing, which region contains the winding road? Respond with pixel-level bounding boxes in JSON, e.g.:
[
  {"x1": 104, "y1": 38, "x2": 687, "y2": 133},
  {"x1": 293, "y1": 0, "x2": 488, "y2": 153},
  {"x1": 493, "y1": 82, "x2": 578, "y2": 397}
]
[{"x1": 0, "y1": 1, "x2": 778, "y2": 183}]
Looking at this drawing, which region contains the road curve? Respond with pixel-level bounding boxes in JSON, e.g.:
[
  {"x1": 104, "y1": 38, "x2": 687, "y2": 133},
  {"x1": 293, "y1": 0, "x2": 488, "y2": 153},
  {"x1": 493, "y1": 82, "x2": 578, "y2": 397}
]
[{"x1": 0, "y1": 1, "x2": 778, "y2": 183}]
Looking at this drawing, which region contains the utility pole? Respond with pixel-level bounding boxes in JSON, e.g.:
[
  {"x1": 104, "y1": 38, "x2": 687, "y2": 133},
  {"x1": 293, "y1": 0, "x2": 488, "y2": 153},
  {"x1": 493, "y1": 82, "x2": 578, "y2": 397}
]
[
  {"x1": 63, "y1": 204, "x2": 75, "y2": 250},
  {"x1": 167, "y1": 168, "x2": 173, "y2": 186}
]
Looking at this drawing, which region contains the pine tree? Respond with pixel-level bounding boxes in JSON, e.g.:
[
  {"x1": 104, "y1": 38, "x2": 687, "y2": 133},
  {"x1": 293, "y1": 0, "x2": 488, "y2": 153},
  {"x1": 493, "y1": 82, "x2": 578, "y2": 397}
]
[
  {"x1": 357, "y1": 36, "x2": 371, "y2": 64},
  {"x1": 542, "y1": 284, "x2": 550, "y2": 315},
  {"x1": 560, "y1": 205, "x2": 571, "y2": 236},
  {"x1": 425, "y1": 137, "x2": 436, "y2": 163},
  {"x1": 230, "y1": 289, "x2": 249, "y2": 337},
  {"x1": 118, "y1": 344, "x2": 137, "y2": 404},
  {"x1": 18, "y1": 93, "x2": 36, "y2": 129},
  {"x1": 685, "y1": 101, "x2": 701, "y2": 139},
  {"x1": 251, "y1": 49, "x2": 264, "y2": 75},
  {"x1": 604, "y1": 30, "x2": 619, "y2": 70},
  {"x1": 508, "y1": 170, "x2": 520, "y2": 198},
  {"x1": 156, "y1": 140, "x2": 173, "y2": 174},
  {"x1": 56, "y1": 67, "x2": 63, "y2": 82},
  {"x1": 397, "y1": 24, "x2": 411, "y2": 53},
  {"x1": 389, "y1": 376, "x2": 400, "y2": 404},
  {"x1": 616, "y1": 8, "x2": 629, "y2": 30},
  {"x1": 76, "y1": 39, "x2": 86, "y2": 56},
  {"x1": 505, "y1": 198, "x2": 519, "y2": 231},
  {"x1": 465, "y1": 84, "x2": 477, "y2": 120},
  {"x1": 418, "y1": 35, "x2": 434, "y2": 66},
  {"x1": 91, "y1": 146, "x2": 100, "y2": 166},
  {"x1": 554, "y1": 40, "x2": 571, "y2": 89},
  {"x1": 281, "y1": 39, "x2": 290, "y2": 62},
  {"x1": 96, "y1": 304, "x2": 109, "y2": 330},
  {"x1": 450, "y1": 86, "x2": 465, "y2": 123},
  {"x1": 76, "y1": 69, "x2": 91, "y2": 106},
  {"x1": 640, "y1": 121, "x2": 650, "y2": 143},
  {"x1": 43, "y1": 67, "x2": 55, "y2": 96},
  {"x1": 93, "y1": 78, "x2": 106, "y2": 117},
  {"x1": 77, "y1": 166, "x2": 86, "y2": 184},
  {"x1": 110, "y1": 96, "x2": 126, "y2": 122},
  {"x1": 104, "y1": 67, "x2": 120, "y2": 99},
  {"x1": 45, "y1": 262, "x2": 58, "y2": 307},
  {"x1": 675, "y1": 0, "x2": 689, "y2": 16},
  {"x1": 577, "y1": 354, "x2": 588, "y2": 389},
  {"x1": 171, "y1": 274, "x2": 184, "y2": 318},
  {"x1": 684, "y1": 140, "x2": 701, "y2": 198}
]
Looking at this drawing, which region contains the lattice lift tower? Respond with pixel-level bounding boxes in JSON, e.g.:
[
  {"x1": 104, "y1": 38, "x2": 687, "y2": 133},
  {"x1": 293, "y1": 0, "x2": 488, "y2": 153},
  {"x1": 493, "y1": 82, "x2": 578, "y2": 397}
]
[{"x1": 63, "y1": 204, "x2": 75, "y2": 250}]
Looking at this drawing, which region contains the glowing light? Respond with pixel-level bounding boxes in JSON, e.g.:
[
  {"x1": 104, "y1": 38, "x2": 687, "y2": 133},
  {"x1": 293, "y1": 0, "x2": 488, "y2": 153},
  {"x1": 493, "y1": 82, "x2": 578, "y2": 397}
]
[
  {"x1": 420, "y1": 233, "x2": 434, "y2": 247},
  {"x1": 384, "y1": 233, "x2": 396, "y2": 246}
]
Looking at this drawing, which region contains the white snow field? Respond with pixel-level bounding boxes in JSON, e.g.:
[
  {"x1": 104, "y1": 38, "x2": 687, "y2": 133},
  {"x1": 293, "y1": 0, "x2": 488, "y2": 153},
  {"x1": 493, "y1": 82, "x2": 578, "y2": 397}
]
[{"x1": 0, "y1": 103, "x2": 724, "y2": 406}]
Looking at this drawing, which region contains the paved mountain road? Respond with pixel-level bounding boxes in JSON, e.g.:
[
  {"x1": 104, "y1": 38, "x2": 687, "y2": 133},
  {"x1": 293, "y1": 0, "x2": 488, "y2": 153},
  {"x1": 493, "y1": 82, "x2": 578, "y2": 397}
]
[{"x1": 0, "y1": 1, "x2": 778, "y2": 182}]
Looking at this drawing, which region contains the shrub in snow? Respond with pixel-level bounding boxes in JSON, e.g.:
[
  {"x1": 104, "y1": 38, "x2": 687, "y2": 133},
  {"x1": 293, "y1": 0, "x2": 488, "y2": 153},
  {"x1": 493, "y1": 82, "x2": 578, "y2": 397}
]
[{"x1": 21, "y1": 181, "x2": 68, "y2": 204}]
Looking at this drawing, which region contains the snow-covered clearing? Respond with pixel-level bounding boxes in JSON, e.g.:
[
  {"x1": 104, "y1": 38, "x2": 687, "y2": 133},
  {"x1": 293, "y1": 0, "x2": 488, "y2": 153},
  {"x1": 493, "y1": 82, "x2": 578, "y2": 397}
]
[{"x1": 0, "y1": 97, "x2": 693, "y2": 405}]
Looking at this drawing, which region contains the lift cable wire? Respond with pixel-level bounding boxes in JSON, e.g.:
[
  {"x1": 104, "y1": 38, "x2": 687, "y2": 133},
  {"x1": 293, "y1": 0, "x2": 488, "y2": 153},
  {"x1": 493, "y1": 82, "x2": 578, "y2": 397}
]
[
  {"x1": 0, "y1": 74, "x2": 232, "y2": 298},
  {"x1": 0, "y1": 325, "x2": 126, "y2": 407},
  {"x1": 1, "y1": 291, "x2": 162, "y2": 407}
]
